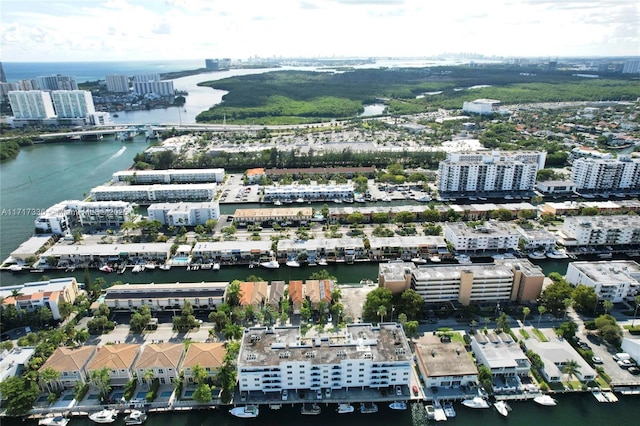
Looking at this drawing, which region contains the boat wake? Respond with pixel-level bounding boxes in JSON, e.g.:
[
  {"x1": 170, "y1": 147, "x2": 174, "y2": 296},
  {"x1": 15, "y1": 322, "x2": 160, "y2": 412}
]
[{"x1": 107, "y1": 146, "x2": 126, "y2": 160}]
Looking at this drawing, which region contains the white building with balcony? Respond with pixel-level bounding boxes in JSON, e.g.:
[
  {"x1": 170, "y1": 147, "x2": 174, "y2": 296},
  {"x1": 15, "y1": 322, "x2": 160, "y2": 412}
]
[
  {"x1": 51, "y1": 90, "x2": 95, "y2": 118},
  {"x1": 471, "y1": 332, "x2": 531, "y2": 377},
  {"x1": 444, "y1": 221, "x2": 521, "y2": 253},
  {"x1": 90, "y1": 183, "x2": 217, "y2": 203},
  {"x1": 148, "y1": 202, "x2": 220, "y2": 226},
  {"x1": 8, "y1": 90, "x2": 56, "y2": 119},
  {"x1": 571, "y1": 156, "x2": 640, "y2": 194},
  {"x1": 561, "y1": 215, "x2": 640, "y2": 247},
  {"x1": 112, "y1": 168, "x2": 225, "y2": 184},
  {"x1": 565, "y1": 260, "x2": 640, "y2": 303}
]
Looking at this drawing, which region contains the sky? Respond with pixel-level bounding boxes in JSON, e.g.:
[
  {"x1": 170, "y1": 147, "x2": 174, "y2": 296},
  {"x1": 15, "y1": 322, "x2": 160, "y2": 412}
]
[{"x1": 1, "y1": 0, "x2": 639, "y2": 62}]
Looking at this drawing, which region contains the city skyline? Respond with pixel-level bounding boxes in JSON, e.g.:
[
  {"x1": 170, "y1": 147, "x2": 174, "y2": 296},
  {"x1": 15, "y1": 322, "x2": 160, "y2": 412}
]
[{"x1": 1, "y1": 0, "x2": 638, "y2": 63}]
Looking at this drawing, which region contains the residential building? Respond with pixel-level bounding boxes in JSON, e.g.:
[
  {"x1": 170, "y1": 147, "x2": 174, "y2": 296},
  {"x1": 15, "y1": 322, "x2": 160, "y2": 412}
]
[
  {"x1": 41, "y1": 242, "x2": 171, "y2": 265},
  {"x1": 38, "y1": 346, "x2": 96, "y2": 390},
  {"x1": 265, "y1": 166, "x2": 376, "y2": 180},
  {"x1": 17, "y1": 79, "x2": 37, "y2": 91},
  {"x1": 51, "y1": 90, "x2": 95, "y2": 118},
  {"x1": 8, "y1": 90, "x2": 56, "y2": 119},
  {"x1": 536, "y1": 180, "x2": 577, "y2": 196},
  {"x1": 245, "y1": 167, "x2": 265, "y2": 183},
  {"x1": 105, "y1": 74, "x2": 130, "y2": 93},
  {"x1": 36, "y1": 74, "x2": 78, "y2": 91},
  {"x1": 438, "y1": 151, "x2": 544, "y2": 197},
  {"x1": 7, "y1": 235, "x2": 55, "y2": 263},
  {"x1": 34, "y1": 203, "x2": 71, "y2": 236},
  {"x1": 304, "y1": 279, "x2": 333, "y2": 309},
  {"x1": 148, "y1": 202, "x2": 220, "y2": 226},
  {"x1": 133, "y1": 80, "x2": 174, "y2": 96},
  {"x1": 620, "y1": 337, "x2": 640, "y2": 364},
  {"x1": 1, "y1": 348, "x2": 36, "y2": 392},
  {"x1": 269, "y1": 281, "x2": 286, "y2": 309},
  {"x1": 414, "y1": 334, "x2": 478, "y2": 389},
  {"x1": 191, "y1": 240, "x2": 272, "y2": 264},
  {"x1": 133, "y1": 74, "x2": 161, "y2": 83},
  {"x1": 90, "y1": 183, "x2": 217, "y2": 203},
  {"x1": 112, "y1": 168, "x2": 225, "y2": 184},
  {"x1": 288, "y1": 280, "x2": 304, "y2": 314},
  {"x1": 561, "y1": 215, "x2": 640, "y2": 247},
  {"x1": 622, "y1": 59, "x2": 640, "y2": 74},
  {"x1": 181, "y1": 342, "x2": 226, "y2": 385},
  {"x1": 444, "y1": 221, "x2": 521, "y2": 253},
  {"x1": 565, "y1": 260, "x2": 640, "y2": 303},
  {"x1": 134, "y1": 342, "x2": 184, "y2": 386},
  {"x1": 233, "y1": 207, "x2": 312, "y2": 227},
  {"x1": 0, "y1": 277, "x2": 81, "y2": 320},
  {"x1": 367, "y1": 236, "x2": 448, "y2": 262},
  {"x1": 523, "y1": 334, "x2": 596, "y2": 383},
  {"x1": 0, "y1": 82, "x2": 19, "y2": 98},
  {"x1": 239, "y1": 281, "x2": 269, "y2": 308},
  {"x1": 263, "y1": 184, "x2": 355, "y2": 202},
  {"x1": 236, "y1": 323, "x2": 413, "y2": 394},
  {"x1": 35, "y1": 200, "x2": 134, "y2": 234},
  {"x1": 516, "y1": 227, "x2": 557, "y2": 251},
  {"x1": 462, "y1": 99, "x2": 500, "y2": 115},
  {"x1": 471, "y1": 332, "x2": 531, "y2": 378},
  {"x1": 378, "y1": 262, "x2": 414, "y2": 294},
  {"x1": 103, "y1": 282, "x2": 228, "y2": 312},
  {"x1": 276, "y1": 237, "x2": 366, "y2": 264},
  {"x1": 86, "y1": 344, "x2": 140, "y2": 386},
  {"x1": 571, "y1": 156, "x2": 640, "y2": 194}
]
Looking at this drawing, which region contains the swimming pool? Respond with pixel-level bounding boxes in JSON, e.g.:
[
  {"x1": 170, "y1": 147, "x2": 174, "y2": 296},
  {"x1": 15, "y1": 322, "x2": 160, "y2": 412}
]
[
  {"x1": 183, "y1": 390, "x2": 194, "y2": 397},
  {"x1": 136, "y1": 391, "x2": 147, "y2": 399},
  {"x1": 172, "y1": 257, "x2": 189, "y2": 265},
  {"x1": 160, "y1": 391, "x2": 173, "y2": 397}
]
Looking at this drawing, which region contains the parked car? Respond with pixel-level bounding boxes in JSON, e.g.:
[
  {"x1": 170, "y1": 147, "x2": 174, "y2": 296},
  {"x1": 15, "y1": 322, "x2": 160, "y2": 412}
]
[
  {"x1": 618, "y1": 359, "x2": 634, "y2": 369},
  {"x1": 316, "y1": 389, "x2": 322, "y2": 400},
  {"x1": 325, "y1": 388, "x2": 331, "y2": 398},
  {"x1": 412, "y1": 385, "x2": 419, "y2": 396},
  {"x1": 282, "y1": 389, "x2": 288, "y2": 401},
  {"x1": 396, "y1": 386, "x2": 402, "y2": 396},
  {"x1": 592, "y1": 356, "x2": 604, "y2": 364},
  {"x1": 628, "y1": 366, "x2": 640, "y2": 375}
]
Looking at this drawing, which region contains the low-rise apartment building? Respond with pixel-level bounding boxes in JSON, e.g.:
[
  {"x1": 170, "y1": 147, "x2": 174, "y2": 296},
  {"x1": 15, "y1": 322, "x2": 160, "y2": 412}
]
[
  {"x1": 263, "y1": 184, "x2": 354, "y2": 202},
  {"x1": 148, "y1": 202, "x2": 220, "y2": 226},
  {"x1": 444, "y1": 221, "x2": 521, "y2": 253},
  {"x1": 38, "y1": 346, "x2": 96, "y2": 390},
  {"x1": 523, "y1": 335, "x2": 596, "y2": 383},
  {"x1": 233, "y1": 207, "x2": 313, "y2": 226},
  {"x1": 471, "y1": 332, "x2": 531, "y2": 378},
  {"x1": 41, "y1": 242, "x2": 171, "y2": 266},
  {"x1": 90, "y1": 183, "x2": 217, "y2": 203},
  {"x1": 0, "y1": 277, "x2": 81, "y2": 320},
  {"x1": 561, "y1": 215, "x2": 640, "y2": 247},
  {"x1": 565, "y1": 260, "x2": 640, "y2": 303},
  {"x1": 112, "y1": 168, "x2": 225, "y2": 184},
  {"x1": 103, "y1": 282, "x2": 228, "y2": 312},
  {"x1": 191, "y1": 240, "x2": 273, "y2": 264},
  {"x1": 414, "y1": 334, "x2": 478, "y2": 390}
]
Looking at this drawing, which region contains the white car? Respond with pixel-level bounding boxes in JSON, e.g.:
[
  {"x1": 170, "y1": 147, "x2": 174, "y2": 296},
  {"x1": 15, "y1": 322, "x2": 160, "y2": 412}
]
[
  {"x1": 592, "y1": 356, "x2": 603, "y2": 364},
  {"x1": 282, "y1": 390, "x2": 288, "y2": 401},
  {"x1": 396, "y1": 386, "x2": 402, "y2": 396},
  {"x1": 316, "y1": 389, "x2": 322, "y2": 400},
  {"x1": 325, "y1": 388, "x2": 332, "y2": 398}
]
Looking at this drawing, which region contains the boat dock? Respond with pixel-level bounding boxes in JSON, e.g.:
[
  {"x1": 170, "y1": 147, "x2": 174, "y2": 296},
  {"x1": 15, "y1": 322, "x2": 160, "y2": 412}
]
[{"x1": 592, "y1": 390, "x2": 618, "y2": 403}]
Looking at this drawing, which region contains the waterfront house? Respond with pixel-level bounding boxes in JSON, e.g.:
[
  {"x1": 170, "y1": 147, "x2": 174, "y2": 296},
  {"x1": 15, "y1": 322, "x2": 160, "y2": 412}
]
[
  {"x1": 191, "y1": 240, "x2": 272, "y2": 265},
  {"x1": 522, "y1": 334, "x2": 596, "y2": 384},
  {"x1": 148, "y1": 201, "x2": 220, "y2": 226},
  {"x1": 471, "y1": 332, "x2": 531, "y2": 385},
  {"x1": 269, "y1": 281, "x2": 286, "y2": 309},
  {"x1": 40, "y1": 242, "x2": 171, "y2": 267},
  {"x1": 0, "y1": 277, "x2": 81, "y2": 320},
  {"x1": 239, "y1": 281, "x2": 269, "y2": 308},
  {"x1": 38, "y1": 346, "x2": 96, "y2": 390},
  {"x1": 86, "y1": 344, "x2": 140, "y2": 387},
  {"x1": 233, "y1": 207, "x2": 313, "y2": 227},
  {"x1": 444, "y1": 221, "x2": 521, "y2": 253},
  {"x1": 414, "y1": 334, "x2": 478, "y2": 390},
  {"x1": 1, "y1": 348, "x2": 36, "y2": 397},
  {"x1": 134, "y1": 342, "x2": 184, "y2": 386},
  {"x1": 103, "y1": 282, "x2": 228, "y2": 312},
  {"x1": 181, "y1": 342, "x2": 226, "y2": 386},
  {"x1": 288, "y1": 280, "x2": 304, "y2": 314}
]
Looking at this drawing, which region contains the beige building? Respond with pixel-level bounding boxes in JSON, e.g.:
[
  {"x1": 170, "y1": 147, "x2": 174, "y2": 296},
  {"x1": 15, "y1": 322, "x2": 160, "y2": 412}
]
[
  {"x1": 38, "y1": 346, "x2": 96, "y2": 390},
  {"x1": 414, "y1": 334, "x2": 478, "y2": 389},
  {"x1": 86, "y1": 344, "x2": 140, "y2": 386},
  {"x1": 134, "y1": 342, "x2": 184, "y2": 386},
  {"x1": 181, "y1": 342, "x2": 226, "y2": 385}
]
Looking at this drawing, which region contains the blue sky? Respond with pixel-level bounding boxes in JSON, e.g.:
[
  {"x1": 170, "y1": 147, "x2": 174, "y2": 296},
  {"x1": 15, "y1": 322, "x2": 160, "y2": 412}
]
[{"x1": 1, "y1": 0, "x2": 638, "y2": 62}]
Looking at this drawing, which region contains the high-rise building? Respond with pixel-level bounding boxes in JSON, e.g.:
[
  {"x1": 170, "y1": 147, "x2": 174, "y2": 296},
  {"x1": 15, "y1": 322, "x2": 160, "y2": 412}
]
[
  {"x1": 133, "y1": 80, "x2": 174, "y2": 96},
  {"x1": 51, "y1": 90, "x2": 95, "y2": 118},
  {"x1": 571, "y1": 156, "x2": 640, "y2": 193},
  {"x1": 105, "y1": 74, "x2": 130, "y2": 93},
  {"x1": 133, "y1": 74, "x2": 161, "y2": 83},
  {"x1": 205, "y1": 59, "x2": 219, "y2": 70},
  {"x1": 36, "y1": 74, "x2": 78, "y2": 91},
  {"x1": 0, "y1": 82, "x2": 19, "y2": 98},
  {"x1": 0, "y1": 62, "x2": 6, "y2": 83},
  {"x1": 18, "y1": 79, "x2": 38, "y2": 91},
  {"x1": 622, "y1": 59, "x2": 640, "y2": 74},
  {"x1": 7, "y1": 90, "x2": 56, "y2": 119}
]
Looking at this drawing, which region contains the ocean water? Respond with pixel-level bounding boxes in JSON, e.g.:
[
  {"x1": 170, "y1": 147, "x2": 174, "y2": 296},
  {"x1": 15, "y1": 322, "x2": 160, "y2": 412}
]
[{"x1": 2, "y1": 60, "x2": 205, "y2": 83}]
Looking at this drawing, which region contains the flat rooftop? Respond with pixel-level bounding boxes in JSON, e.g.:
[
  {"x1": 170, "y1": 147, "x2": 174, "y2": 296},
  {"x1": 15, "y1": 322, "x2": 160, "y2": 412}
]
[
  {"x1": 569, "y1": 260, "x2": 640, "y2": 284},
  {"x1": 414, "y1": 334, "x2": 477, "y2": 378}
]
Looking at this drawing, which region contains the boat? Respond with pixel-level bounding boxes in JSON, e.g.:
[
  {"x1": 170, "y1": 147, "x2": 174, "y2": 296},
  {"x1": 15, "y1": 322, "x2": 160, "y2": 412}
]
[
  {"x1": 159, "y1": 264, "x2": 171, "y2": 271},
  {"x1": 389, "y1": 401, "x2": 407, "y2": 411},
  {"x1": 301, "y1": 403, "x2": 321, "y2": 415},
  {"x1": 432, "y1": 400, "x2": 447, "y2": 422},
  {"x1": 273, "y1": 200, "x2": 282, "y2": 206},
  {"x1": 429, "y1": 255, "x2": 442, "y2": 263},
  {"x1": 38, "y1": 415, "x2": 70, "y2": 426},
  {"x1": 533, "y1": 395, "x2": 557, "y2": 406},
  {"x1": 269, "y1": 404, "x2": 282, "y2": 410},
  {"x1": 99, "y1": 265, "x2": 113, "y2": 273},
  {"x1": 411, "y1": 257, "x2": 427, "y2": 264},
  {"x1": 443, "y1": 402, "x2": 456, "y2": 418},
  {"x1": 131, "y1": 265, "x2": 143, "y2": 273},
  {"x1": 124, "y1": 410, "x2": 147, "y2": 425},
  {"x1": 30, "y1": 268, "x2": 45, "y2": 273},
  {"x1": 359, "y1": 279, "x2": 374, "y2": 286},
  {"x1": 88, "y1": 409, "x2": 117, "y2": 424},
  {"x1": 64, "y1": 266, "x2": 76, "y2": 272},
  {"x1": 229, "y1": 405, "x2": 259, "y2": 418},
  {"x1": 359, "y1": 402, "x2": 378, "y2": 414},
  {"x1": 144, "y1": 263, "x2": 156, "y2": 270},
  {"x1": 597, "y1": 252, "x2": 613, "y2": 259},
  {"x1": 318, "y1": 258, "x2": 328, "y2": 266},
  {"x1": 260, "y1": 260, "x2": 280, "y2": 269},
  {"x1": 416, "y1": 195, "x2": 432, "y2": 202},
  {"x1": 200, "y1": 263, "x2": 212, "y2": 270},
  {"x1": 494, "y1": 400, "x2": 510, "y2": 417},
  {"x1": 425, "y1": 404, "x2": 436, "y2": 420},
  {"x1": 117, "y1": 264, "x2": 127, "y2": 274},
  {"x1": 8, "y1": 264, "x2": 23, "y2": 272},
  {"x1": 546, "y1": 249, "x2": 569, "y2": 259},
  {"x1": 461, "y1": 397, "x2": 490, "y2": 409},
  {"x1": 528, "y1": 250, "x2": 547, "y2": 260},
  {"x1": 286, "y1": 259, "x2": 301, "y2": 268},
  {"x1": 336, "y1": 403, "x2": 354, "y2": 414},
  {"x1": 455, "y1": 254, "x2": 472, "y2": 264},
  {"x1": 333, "y1": 199, "x2": 343, "y2": 204},
  {"x1": 212, "y1": 262, "x2": 221, "y2": 271},
  {"x1": 295, "y1": 197, "x2": 305, "y2": 203}
]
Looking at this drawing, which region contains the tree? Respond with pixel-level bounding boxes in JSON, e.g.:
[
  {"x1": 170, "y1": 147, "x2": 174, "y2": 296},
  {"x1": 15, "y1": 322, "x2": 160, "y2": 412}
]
[
  {"x1": 346, "y1": 212, "x2": 365, "y2": 225},
  {"x1": 0, "y1": 375, "x2": 40, "y2": 415},
  {"x1": 397, "y1": 313, "x2": 408, "y2": 325},
  {"x1": 477, "y1": 365, "x2": 493, "y2": 393},
  {"x1": 362, "y1": 287, "x2": 393, "y2": 322},
  {"x1": 495, "y1": 312, "x2": 510, "y2": 332},
  {"x1": 537, "y1": 305, "x2": 547, "y2": 328},
  {"x1": 403, "y1": 320, "x2": 418, "y2": 337},
  {"x1": 572, "y1": 285, "x2": 598, "y2": 314},
  {"x1": 192, "y1": 383, "x2": 212, "y2": 403},
  {"x1": 377, "y1": 305, "x2": 387, "y2": 324},
  {"x1": 143, "y1": 369, "x2": 154, "y2": 389},
  {"x1": 91, "y1": 367, "x2": 112, "y2": 402},
  {"x1": 632, "y1": 295, "x2": 640, "y2": 328},
  {"x1": 40, "y1": 367, "x2": 61, "y2": 393},
  {"x1": 563, "y1": 298, "x2": 574, "y2": 319},
  {"x1": 540, "y1": 278, "x2": 573, "y2": 312},
  {"x1": 130, "y1": 305, "x2": 152, "y2": 333},
  {"x1": 562, "y1": 359, "x2": 582, "y2": 382},
  {"x1": 522, "y1": 307, "x2": 531, "y2": 325},
  {"x1": 398, "y1": 289, "x2": 424, "y2": 320},
  {"x1": 603, "y1": 300, "x2": 614, "y2": 315},
  {"x1": 556, "y1": 321, "x2": 578, "y2": 340},
  {"x1": 225, "y1": 280, "x2": 242, "y2": 306}
]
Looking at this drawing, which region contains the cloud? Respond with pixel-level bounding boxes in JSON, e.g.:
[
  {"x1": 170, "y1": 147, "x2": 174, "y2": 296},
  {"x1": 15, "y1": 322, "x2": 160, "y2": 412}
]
[
  {"x1": 333, "y1": 0, "x2": 405, "y2": 4},
  {"x1": 152, "y1": 21, "x2": 172, "y2": 34}
]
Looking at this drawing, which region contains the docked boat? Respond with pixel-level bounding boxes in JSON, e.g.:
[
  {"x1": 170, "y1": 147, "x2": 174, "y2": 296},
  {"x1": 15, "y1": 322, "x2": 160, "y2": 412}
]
[
  {"x1": 336, "y1": 403, "x2": 354, "y2": 414},
  {"x1": 443, "y1": 402, "x2": 456, "y2": 418},
  {"x1": 359, "y1": 279, "x2": 374, "y2": 286},
  {"x1": 124, "y1": 410, "x2": 147, "y2": 425},
  {"x1": 30, "y1": 268, "x2": 45, "y2": 273},
  {"x1": 9, "y1": 264, "x2": 23, "y2": 272},
  {"x1": 432, "y1": 400, "x2": 447, "y2": 422},
  {"x1": 416, "y1": 195, "x2": 432, "y2": 202},
  {"x1": 144, "y1": 263, "x2": 156, "y2": 270},
  {"x1": 359, "y1": 402, "x2": 378, "y2": 414},
  {"x1": 425, "y1": 404, "x2": 436, "y2": 420},
  {"x1": 229, "y1": 405, "x2": 259, "y2": 418},
  {"x1": 461, "y1": 397, "x2": 490, "y2": 409},
  {"x1": 38, "y1": 415, "x2": 70, "y2": 426},
  {"x1": 546, "y1": 249, "x2": 569, "y2": 259},
  {"x1": 494, "y1": 400, "x2": 510, "y2": 417},
  {"x1": 597, "y1": 252, "x2": 613, "y2": 259},
  {"x1": 200, "y1": 263, "x2": 212, "y2": 270},
  {"x1": 212, "y1": 262, "x2": 221, "y2": 271},
  {"x1": 411, "y1": 257, "x2": 427, "y2": 264},
  {"x1": 389, "y1": 401, "x2": 407, "y2": 411},
  {"x1": 429, "y1": 255, "x2": 442, "y2": 263},
  {"x1": 301, "y1": 403, "x2": 321, "y2": 415},
  {"x1": 159, "y1": 264, "x2": 171, "y2": 271},
  {"x1": 131, "y1": 265, "x2": 143, "y2": 273},
  {"x1": 286, "y1": 259, "x2": 301, "y2": 268},
  {"x1": 318, "y1": 258, "x2": 328, "y2": 266},
  {"x1": 455, "y1": 254, "x2": 472, "y2": 264},
  {"x1": 528, "y1": 250, "x2": 547, "y2": 260},
  {"x1": 260, "y1": 260, "x2": 280, "y2": 269},
  {"x1": 88, "y1": 409, "x2": 117, "y2": 424},
  {"x1": 533, "y1": 395, "x2": 557, "y2": 406},
  {"x1": 273, "y1": 200, "x2": 283, "y2": 206}
]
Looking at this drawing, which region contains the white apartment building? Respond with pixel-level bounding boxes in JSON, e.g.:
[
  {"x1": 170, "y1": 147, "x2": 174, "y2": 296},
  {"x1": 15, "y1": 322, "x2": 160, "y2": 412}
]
[
  {"x1": 17, "y1": 79, "x2": 38, "y2": 91},
  {"x1": 133, "y1": 74, "x2": 161, "y2": 83},
  {"x1": 112, "y1": 168, "x2": 225, "y2": 184},
  {"x1": 34, "y1": 200, "x2": 134, "y2": 235},
  {"x1": 237, "y1": 324, "x2": 413, "y2": 394},
  {"x1": 571, "y1": 157, "x2": 640, "y2": 193},
  {"x1": 191, "y1": 240, "x2": 273, "y2": 263},
  {"x1": 263, "y1": 184, "x2": 355, "y2": 202},
  {"x1": 105, "y1": 74, "x2": 130, "y2": 93},
  {"x1": 8, "y1": 90, "x2": 56, "y2": 119},
  {"x1": 148, "y1": 202, "x2": 220, "y2": 226},
  {"x1": 561, "y1": 215, "x2": 640, "y2": 247},
  {"x1": 516, "y1": 227, "x2": 557, "y2": 251},
  {"x1": 133, "y1": 80, "x2": 174, "y2": 96},
  {"x1": 103, "y1": 282, "x2": 227, "y2": 312},
  {"x1": 438, "y1": 151, "x2": 544, "y2": 196},
  {"x1": 90, "y1": 183, "x2": 217, "y2": 203},
  {"x1": 41, "y1": 243, "x2": 171, "y2": 265},
  {"x1": 51, "y1": 90, "x2": 95, "y2": 118},
  {"x1": 565, "y1": 260, "x2": 640, "y2": 303},
  {"x1": 34, "y1": 203, "x2": 71, "y2": 236},
  {"x1": 0, "y1": 277, "x2": 81, "y2": 320},
  {"x1": 444, "y1": 221, "x2": 521, "y2": 252},
  {"x1": 36, "y1": 74, "x2": 78, "y2": 91},
  {"x1": 471, "y1": 332, "x2": 531, "y2": 378},
  {"x1": 462, "y1": 99, "x2": 500, "y2": 115}
]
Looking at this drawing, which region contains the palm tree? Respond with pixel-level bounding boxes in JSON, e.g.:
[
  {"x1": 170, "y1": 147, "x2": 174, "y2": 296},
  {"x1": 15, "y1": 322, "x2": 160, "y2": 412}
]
[
  {"x1": 537, "y1": 306, "x2": 547, "y2": 328},
  {"x1": 522, "y1": 307, "x2": 531, "y2": 325},
  {"x1": 40, "y1": 367, "x2": 61, "y2": 393},
  {"x1": 563, "y1": 298, "x2": 574, "y2": 319},
  {"x1": 377, "y1": 305, "x2": 387, "y2": 324},
  {"x1": 603, "y1": 300, "x2": 614, "y2": 315},
  {"x1": 632, "y1": 296, "x2": 640, "y2": 328},
  {"x1": 562, "y1": 359, "x2": 582, "y2": 382},
  {"x1": 143, "y1": 369, "x2": 154, "y2": 389}
]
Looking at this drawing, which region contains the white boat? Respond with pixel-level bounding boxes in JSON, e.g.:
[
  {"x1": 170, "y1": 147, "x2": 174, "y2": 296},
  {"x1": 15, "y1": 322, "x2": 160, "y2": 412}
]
[
  {"x1": 200, "y1": 263, "x2": 212, "y2": 270},
  {"x1": 411, "y1": 257, "x2": 427, "y2": 264},
  {"x1": 546, "y1": 249, "x2": 569, "y2": 259},
  {"x1": 455, "y1": 254, "x2": 472, "y2": 264},
  {"x1": 212, "y1": 262, "x2": 221, "y2": 271},
  {"x1": 533, "y1": 395, "x2": 557, "y2": 406},
  {"x1": 318, "y1": 258, "x2": 328, "y2": 266},
  {"x1": 144, "y1": 263, "x2": 156, "y2": 270},
  {"x1": 286, "y1": 259, "x2": 301, "y2": 268},
  {"x1": 39, "y1": 415, "x2": 70, "y2": 426},
  {"x1": 159, "y1": 264, "x2": 171, "y2": 271},
  {"x1": 425, "y1": 404, "x2": 436, "y2": 420},
  {"x1": 89, "y1": 409, "x2": 117, "y2": 424},
  {"x1": 333, "y1": 199, "x2": 343, "y2": 204},
  {"x1": 260, "y1": 260, "x2": 280, "y2": 269},
  {"x1": 99, "y1": 265, "x2": 113, "y2": 273},
  {"x1": 230, "y1": 405, "x2": 259, "y2": 418},
  {"x1": 131, "y1": 265, "x2": 143, "y2": 273},
  {"x1": 528, "y1": 250, "x2": 547, "y2": 260},
  {"x1": 269, "y1": 404, "x2": 282, "y2": 410},
  {"x1": 429, "y1": 255, "x2": 442, "y2": 263},
  {"x1": 443, "y1": 402, "x2": 456, "y2": 418},
  {"x1": 124, "y1": 410, "x2": 147, "y2": 425},
  {"x1": 273, "y1": 200, "x2": 283, "y2": 206},
  {"x1": 301, "y1": 403, "x2": 321, "y2": 415},
  {"x1": 597, "y1": 252, "x2": 613, "y2": 259},
  {"x1": 461, "y1": 397, "x2": 490, "y2": 409},
  {"x1": 9, "y1": 264, "x2": 23, "y2": 272},
  {"x1": 416, "y1": 195, "x2": 432, "y2": 202},
  {"x1": 432, "y1": 400, "x2": 447, "y2": 422},
  {"x1": 359, "y1": 402, "x2": 378, "y2": 414},
  {"x1": 389, "y1": 401, "x2": 407, "y2": 411},
  {"x1": 494, "y1": 400, "x2": 510, "y2": 417},
  {"x1": 337, "y1": 403, "x2": 354, "y2": 414}
]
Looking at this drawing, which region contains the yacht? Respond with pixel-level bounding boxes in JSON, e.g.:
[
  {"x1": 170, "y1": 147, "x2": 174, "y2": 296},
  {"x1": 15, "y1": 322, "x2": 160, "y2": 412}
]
[
  {"x1": 159, "y1": 264, "x2": 171, "y2": 271},
  {"x1": 429, "y1": 255, "x2": 442, "y2": 263},
  {"x1": 144, "y1": 263, "x2": 156, "y2": 270},
  {"x1": 88, "y1": 408, "x2": 117, "y2": 424},
  {"x1": 389, "y1": 401, "x2": 407, "y2": 411},
  {"x1": 359, "y1": 402, "x2": 378, "y2": 414},
  {"x1": 432, "y1": 400, "x2": 447, "y2": 422},
  {"x1": 336, "y1": 403, "x2": 354, "y2": 414},
  {"x1": 317, "y1": 258, "x2": 328, "y2": 266},
  {"x1": 273, "y1": 200, "x2": 283, "y2": 206},
  {"x1": 527, "y1": 250, "x2": 547, "y2": 260},
  {"x1": 212, "y1": 262, "x2": 221, "y2": 271},
  {"x1": 425, "y1": 404, "x2": 436, "y2": 420},
  {"x1": 411, "y1": 257, "x2": 427, "y2": 264},
  {"x1": 455, "y1": 254, "x2": 472, "y2": 264},
  {"x1": 131, "y1": 265, "x2": 143, "y2": 273},
  {"x1": 124, "y1": 410, "x2": 147, "y2": 425},
  {"x1": 494, "y1": 400, "x2": 510, "y2": 417},
  {"x1": 200, "y1": 263, "x2": 212, "y2": 270},
  {"x1": 38, "y1": 415, "x2": 70, "y2": 426},
  {"x1": 546, "y1": 249, "x2": 569, "y2": 259},
  {"x1": 443, "y1": 402, "x2": 456, "y2": 418},
  {"x1": 286, "y1": 259, "x2": 301, "y2": 268},
  {"x1": 229, "y1": 405, "x2": 259, "y2": 418},
  {"x1": 461, "y1": 397, "x2": 490, "y2": 409},
  {"x1": 300, "y1": 403, "x2": 321, "y2": 415},
  {"x1": 99, "y1": 265, "x2": 113, "y2": 273},
  {"x1": 8, "y1": 264, "x2": 23, "y2": 272},
  {"x1": 533, "y1": 395, "x2": 557, "y2": 406},
  {"x1": 260, "y1": 260, "x2": 280, "y2": 269}
]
